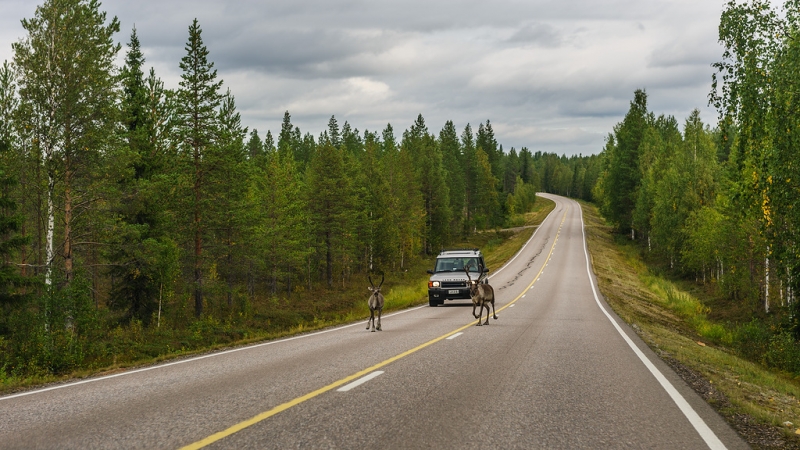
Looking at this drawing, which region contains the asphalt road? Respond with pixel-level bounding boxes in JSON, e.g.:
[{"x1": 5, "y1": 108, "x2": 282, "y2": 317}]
[{"x1": 0, "y1": 194, "x2": 749, "y2": 449}]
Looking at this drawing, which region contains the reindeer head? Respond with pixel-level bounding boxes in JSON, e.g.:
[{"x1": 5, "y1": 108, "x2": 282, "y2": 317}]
[
  {"x1": 368, "y1": 273, "x2": 384, "y2": 295},
  {"x1": 464, "y1": 264, "x2": 480, "y2": 296}
]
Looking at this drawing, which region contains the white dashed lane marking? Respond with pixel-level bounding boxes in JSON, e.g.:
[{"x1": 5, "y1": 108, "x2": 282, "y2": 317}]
[{"x1": 337, "y1": 371, "x2": 385, "y2": 392}]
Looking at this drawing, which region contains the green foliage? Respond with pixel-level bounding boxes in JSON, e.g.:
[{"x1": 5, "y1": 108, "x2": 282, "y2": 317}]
[
  {"x1": 175, "y1": 18, "x2": 224, "y2": 317},
  {"x1": 13, "y1": 0, "x2": 121, "y2": 286},
  {"x1": 599, "y1": 89, "x2": 648, "y2": 232},
  {"x1": 0, "y1": 129, "x2": 33, "y2": 306}
]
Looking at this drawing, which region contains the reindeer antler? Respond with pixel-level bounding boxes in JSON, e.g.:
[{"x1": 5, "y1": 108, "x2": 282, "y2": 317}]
[{"x1": 369, "y1": 273, "x2": 385, "y2": 289}]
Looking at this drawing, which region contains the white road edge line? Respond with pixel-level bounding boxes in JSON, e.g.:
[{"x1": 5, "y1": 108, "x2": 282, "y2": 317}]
[
  {"x1": 337, "y1": 371, "x2": 385, "y2": 392},
  {"x1": 446, "y1": 332, "x2": 464, "y2": 340},
  {"x1": 577, "y1": 200, "x2": 726, "y2": 450},
  {"x1": 0, "y1": 306, "x2": 426, "y2": 401}
]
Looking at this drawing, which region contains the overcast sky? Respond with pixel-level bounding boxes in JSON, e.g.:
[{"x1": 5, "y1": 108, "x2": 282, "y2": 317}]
[{"x1": 0, "y1": 0, "x2": 727, "y2": 156}]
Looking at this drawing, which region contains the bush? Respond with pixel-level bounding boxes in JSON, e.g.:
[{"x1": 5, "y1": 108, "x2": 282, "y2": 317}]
[
  {"x1": 764, "y1": 331, "x2": 800, "y2": 374},
  {"x1": 732, "y1": 319, "x2": 771, "y2": 363}
]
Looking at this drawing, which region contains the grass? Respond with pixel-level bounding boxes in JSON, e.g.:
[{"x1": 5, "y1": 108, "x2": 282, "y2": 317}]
[{"x1": 581, "y1": 200, "x2": 800, "y2": 448}]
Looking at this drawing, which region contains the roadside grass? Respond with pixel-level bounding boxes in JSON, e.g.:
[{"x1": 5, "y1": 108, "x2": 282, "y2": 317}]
[
  {"x1": 0, "y1": 199, "x2": 556, "y2": 394},
  {"x1": 581, "y1": 200, "x2": 800, "y2": 448}
]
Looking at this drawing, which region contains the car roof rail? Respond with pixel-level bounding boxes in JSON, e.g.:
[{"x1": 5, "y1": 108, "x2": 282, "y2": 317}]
[{"x1": 439, "y1": 248, "x2": 480, "y2": 254}]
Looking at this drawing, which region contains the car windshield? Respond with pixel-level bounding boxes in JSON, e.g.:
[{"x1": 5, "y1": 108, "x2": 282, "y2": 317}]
[{"x1": 435, "y1": 257, "x2": 480, "y2": 273}]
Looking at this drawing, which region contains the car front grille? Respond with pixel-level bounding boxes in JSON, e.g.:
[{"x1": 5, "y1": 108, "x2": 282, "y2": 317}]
[{"x1": 441, "y1": 281, "x2": 467, "y2": 288}]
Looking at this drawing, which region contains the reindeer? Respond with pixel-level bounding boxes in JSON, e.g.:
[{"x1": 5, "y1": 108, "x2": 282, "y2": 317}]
[
  {"x1": 366, "y1": 274, "x2": 385, "y2": 332},
  {"x1": 465, "y1": 264, "x2": 497, "y2": 326}
]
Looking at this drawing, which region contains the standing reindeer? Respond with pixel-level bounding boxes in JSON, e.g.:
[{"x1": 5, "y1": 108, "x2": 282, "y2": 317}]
[
  {"x1": 366, "y1": 274, "x2": 385, "y2": 332},
  {"x1": 465, "y1": 264, "x2": 497, "y2": 326}
]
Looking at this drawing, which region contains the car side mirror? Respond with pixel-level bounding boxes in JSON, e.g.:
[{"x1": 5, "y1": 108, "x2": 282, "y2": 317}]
[
  {"x1": 427, "y1": 269, "x2": 434, "y2": 275},
  {"x1": 483, "y1": 268, "x2": 489, "y2": 273}
]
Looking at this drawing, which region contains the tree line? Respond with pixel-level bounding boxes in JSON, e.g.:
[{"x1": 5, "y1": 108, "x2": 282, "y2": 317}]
[
  {"x1": 0, "y1": 0, "x2": 599, "y2": 377},
  {"x1": 593, "y1": 0, "x2": 800, "y2": 345}
]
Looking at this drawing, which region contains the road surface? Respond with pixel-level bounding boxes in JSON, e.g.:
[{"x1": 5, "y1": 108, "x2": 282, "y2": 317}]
[{"x1": 0, "y1": 194, "x2": 747, "y2": 449}]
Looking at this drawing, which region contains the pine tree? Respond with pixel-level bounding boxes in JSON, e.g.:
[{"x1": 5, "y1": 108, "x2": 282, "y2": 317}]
[
  {"x1": 402, "y1": 115, "x2": 450, "y2": 253},
  {"x1": 306, "y1": 138, "x2": 352, "y2": 287},
  {"x1": 477, "y1": 120, "x2": 501, "y2": 182},
  {"x1": 175, "y1": 18, "x2": 223, "y2": 317},
  {"x1": 439, "y1": 120, "x2": 465, "y2": 236},
  {"x1": 207, "y1": 90, "x2": 249, "y2": 308},
  {"x1": 461, "y1": 124, "x2": 477, "y2": 234},
  {"x1": 247, "y1": 129, "x2": 264, "y2": 161},
  {"x1": 341, "y1": 121, "x2": 363, "y2": 156},
  {"x1": 255, "y1": 151, "x2": 308, "y2": 296},
  {"x1": 264, "y1": 130, "x2": 276, "y2": 156}
]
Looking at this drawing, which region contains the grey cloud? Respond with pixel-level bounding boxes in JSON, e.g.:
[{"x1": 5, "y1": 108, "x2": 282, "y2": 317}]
[
  {"x1": 648, "y1": 40, "x2": 720, "y2": 69},
  {"x1": 0, "y1": 0, "x2": 728, "y2": 156},
  {"x1": 508, "y1": 23, "x2": 563, "y2": 47}
]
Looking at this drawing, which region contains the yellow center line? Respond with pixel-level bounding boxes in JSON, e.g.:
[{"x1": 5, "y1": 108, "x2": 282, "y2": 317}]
[{"x1": 180, "y1": 206, "x2": 569, "y2": 450}]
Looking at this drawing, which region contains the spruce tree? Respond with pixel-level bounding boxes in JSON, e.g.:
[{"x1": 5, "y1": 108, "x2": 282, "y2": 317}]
[
  {"x1": 0, "y1": 128, "x2": 32, "y2": 306},
  {"x1": 278, "y1": 111, "x2": 294, "y2": 161},
  {"x1": 602, "y1": 89, "x2": 649, "y2": 235},
  {"x1": 107, "y1": 27, "x2": 175, "y2": 322}
]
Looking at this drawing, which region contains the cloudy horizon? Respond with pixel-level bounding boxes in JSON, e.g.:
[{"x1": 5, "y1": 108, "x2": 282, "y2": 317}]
[{"x1": 0, "y1": 0, "x2": 727, "y2": 156}]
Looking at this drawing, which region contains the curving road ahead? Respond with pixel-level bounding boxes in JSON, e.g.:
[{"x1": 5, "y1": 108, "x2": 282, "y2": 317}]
[{"x1": 0, "y1": 194, "x2": 748, "y2": 449}]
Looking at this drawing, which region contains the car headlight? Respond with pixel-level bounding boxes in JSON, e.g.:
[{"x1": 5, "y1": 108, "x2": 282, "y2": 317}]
[{"x1": 429, "y1": 281, "x2": 440, "y2": 288}]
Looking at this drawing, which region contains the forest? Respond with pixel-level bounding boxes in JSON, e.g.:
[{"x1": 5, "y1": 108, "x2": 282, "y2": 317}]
[
  {"x1": 0, "y1": 0, "x2": 600, "y2": 381},
  {"x1": 593, "y1": 0, "x2": 800, "y2": 373}
]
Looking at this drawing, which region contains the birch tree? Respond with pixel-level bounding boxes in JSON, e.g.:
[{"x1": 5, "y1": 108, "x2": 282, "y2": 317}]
[{"x1": 13, "y1": 0, "x2": 120, "y2": 287}]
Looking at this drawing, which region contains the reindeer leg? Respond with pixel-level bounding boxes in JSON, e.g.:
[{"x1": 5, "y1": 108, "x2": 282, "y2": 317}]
[
  {"x1": 367, "y1": 309, "x2": 373, "y2": 331},
  {"x1": 483, "y1": 304, "x2": 490, "y2": 325},
  {"x1": 376, "y1": 309, "x2": 382, "y2": 331},
  {"x1": 472, "y1": 303, "x2": 479, "y2": 319},
  {"x1": 476, "y1": 301, "x2": 483, "y2": 326},
  {"x1": 491, "y1": 300, "x2": 498, "y2": 320}
]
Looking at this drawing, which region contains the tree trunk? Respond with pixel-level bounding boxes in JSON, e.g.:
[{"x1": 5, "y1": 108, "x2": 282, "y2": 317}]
[
  {"x1": 45, "y1": 173, "x2": 55, "y2": 286},
  {"x1": 325, "y1": 230, "x2": 332, "y2": 288},
  {"x1": 64, "y1": 166, "x2": 73, "y2": 284},
  {"x1": 765, "y1": 246, "x2": 770, "y2": 313},
  {"x1": 227, "y1": 234, "x2": 233, "y2": 308},
  {"x1": 194, "y1": 163, "x2": 202, "y2": 317}
]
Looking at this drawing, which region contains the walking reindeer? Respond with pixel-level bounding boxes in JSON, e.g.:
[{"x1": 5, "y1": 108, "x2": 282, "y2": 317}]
[
  {"x1": 366, "y1": 274, "x2": 385, "y2": 332},
  {"x1": 465, "y1": 264, "x2": 497, "y2": 326}
]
